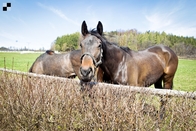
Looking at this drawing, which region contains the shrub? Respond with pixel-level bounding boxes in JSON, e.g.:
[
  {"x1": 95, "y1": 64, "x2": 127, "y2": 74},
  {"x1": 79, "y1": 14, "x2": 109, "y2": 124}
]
[{"x1": 0, "y1": 70, "x2": 195, "y2": 130}]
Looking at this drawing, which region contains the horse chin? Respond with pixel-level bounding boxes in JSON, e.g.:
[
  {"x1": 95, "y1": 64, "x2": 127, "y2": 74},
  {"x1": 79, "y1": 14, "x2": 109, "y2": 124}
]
[
  {"x1": 81, "y1": 76, "x2": 93, "y2": 82},
  {"x1": 81, "y1": 74, "x2": 94, "y2": 82}
]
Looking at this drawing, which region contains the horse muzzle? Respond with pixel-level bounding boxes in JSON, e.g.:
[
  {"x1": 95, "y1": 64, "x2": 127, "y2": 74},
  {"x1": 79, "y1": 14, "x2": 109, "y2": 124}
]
[{"x1": 80, "y1": 67, "x2": 94, "y2": 82}]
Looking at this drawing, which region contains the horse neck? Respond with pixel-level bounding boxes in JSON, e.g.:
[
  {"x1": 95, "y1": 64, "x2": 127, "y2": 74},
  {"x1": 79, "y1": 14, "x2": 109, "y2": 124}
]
[
  {"x1": 102, "y1": 41, "x2": 127, "y2": 65},
  {"x1": 101, "y1": 41, "x2": 132, "y2": 84},
  {"x1": 103, "y1": 42, "x2": 134, "y2": 61}
]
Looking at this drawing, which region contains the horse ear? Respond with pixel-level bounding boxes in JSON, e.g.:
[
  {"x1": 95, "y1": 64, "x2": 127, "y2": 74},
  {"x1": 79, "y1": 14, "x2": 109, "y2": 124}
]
[
  {"x1": 97, "y1": 21, "x2": 103, "y2": 36},
  {"x1": 81, "y1": 21, "x2": 88, "y2": 36}
]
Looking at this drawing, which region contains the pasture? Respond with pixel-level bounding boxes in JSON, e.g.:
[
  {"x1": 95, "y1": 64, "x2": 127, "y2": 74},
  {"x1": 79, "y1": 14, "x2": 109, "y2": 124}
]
[
  {"x1": 0, "y1": 52, "x2": 42, "y2": 72},
  {"x1": 0, "y1": 52, "x2": 195, "y2": 91}
]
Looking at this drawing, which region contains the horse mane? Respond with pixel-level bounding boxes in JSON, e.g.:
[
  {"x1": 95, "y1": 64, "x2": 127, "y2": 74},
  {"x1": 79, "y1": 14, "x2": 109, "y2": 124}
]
[
  {"x1": 120, "y1": 46, "x2": 132, "y2": 53},
  {"x1": 89, "y1": 29, "x2": 132, "y2": 54},
  {"x1": 46, "y1": 50, "x2": 55, "y2": 55}
]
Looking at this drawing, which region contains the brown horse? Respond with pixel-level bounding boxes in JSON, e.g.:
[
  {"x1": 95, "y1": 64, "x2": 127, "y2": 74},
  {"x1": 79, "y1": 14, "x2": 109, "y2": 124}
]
[
  {"x1": 29, "y1": 50, "x2": 80, "y2": 78},
  {"x1": 80, "y1": 21, "x2": 178, "y2": 89},
  {"x1": 29, "y1": 50, "x2": 104, "y2": 83}
]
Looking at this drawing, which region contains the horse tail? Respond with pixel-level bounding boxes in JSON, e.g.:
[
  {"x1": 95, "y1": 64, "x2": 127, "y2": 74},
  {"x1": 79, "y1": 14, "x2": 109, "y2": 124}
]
[{"x1": 162, "y1": 46, "x2": 178, "y2": 89}]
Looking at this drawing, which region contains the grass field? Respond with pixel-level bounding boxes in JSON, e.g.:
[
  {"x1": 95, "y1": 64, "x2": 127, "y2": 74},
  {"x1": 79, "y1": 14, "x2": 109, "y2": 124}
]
[
  {"x1": 0, "y1": 52, "x2": 195, "y2": 91},
  {"x1": 0, "y1": 52, "x2": 42, "y2": 72},
  {"x1": 174, "y1": 59, "x2": 196, "y2": 91}
]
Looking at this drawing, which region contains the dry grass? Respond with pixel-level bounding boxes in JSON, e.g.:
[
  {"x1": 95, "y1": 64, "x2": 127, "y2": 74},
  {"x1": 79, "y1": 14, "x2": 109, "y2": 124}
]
[{"x1": 0, "y1": 70, "x2": 195, "y2": 131}]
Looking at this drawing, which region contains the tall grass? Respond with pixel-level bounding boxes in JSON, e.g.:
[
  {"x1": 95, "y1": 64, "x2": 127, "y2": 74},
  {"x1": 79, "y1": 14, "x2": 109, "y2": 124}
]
[{"x1": 0, "y1": 70, "x2": 195, "y2": 130}]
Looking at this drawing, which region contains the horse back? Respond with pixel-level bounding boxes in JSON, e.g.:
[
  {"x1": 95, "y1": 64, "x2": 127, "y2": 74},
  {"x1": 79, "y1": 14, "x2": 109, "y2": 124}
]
[
  {"x1": 126, "y1": 45, "x2": 178, "y2": 87},
  {"x1": 147, "y1": 45, "x2": 178, "y2": 72},
  {"x1": 29, "y1": 51, "x2": 75, "y2": 77}
]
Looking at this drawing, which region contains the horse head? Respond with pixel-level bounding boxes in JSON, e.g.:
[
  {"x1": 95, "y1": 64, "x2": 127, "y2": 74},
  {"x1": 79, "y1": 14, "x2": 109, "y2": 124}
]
[{"x1": 79, "y1": 21, "x2": 103, "y2": 82}]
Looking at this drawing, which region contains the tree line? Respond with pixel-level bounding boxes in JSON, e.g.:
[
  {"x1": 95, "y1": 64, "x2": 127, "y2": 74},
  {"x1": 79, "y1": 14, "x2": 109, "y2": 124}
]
[
  {"x1": 51, "y1": 32, "x2": 80, "y2": 51},
  {"x1": 52, "y1": 29, "x2": 196, "y2": 57}
]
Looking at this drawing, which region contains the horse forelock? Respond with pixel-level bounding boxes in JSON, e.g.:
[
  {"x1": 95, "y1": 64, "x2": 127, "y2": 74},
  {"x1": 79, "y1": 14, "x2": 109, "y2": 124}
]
[{"x1": 88, "y1": 29, "x2": 107, "y2": 43}]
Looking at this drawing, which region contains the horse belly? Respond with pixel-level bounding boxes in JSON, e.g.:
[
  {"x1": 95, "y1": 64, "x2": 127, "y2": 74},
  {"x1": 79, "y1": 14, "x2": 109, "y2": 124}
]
[
  {"x1": 43, "y1": 64, "x2": 74, "y2": 77},
  {"x1": 140, "y1": 66, "x2": 163, "y2": 87},
  {"x1": 136, "y1": 56, "x2": 163, "y2": 87},
  {"x1": 42, "y1": 55, "x2": 74, "y2": 77},
  {"x1": 61, "y1": 65, "x2": 75, "y2": 77},
  {"x1": 61, "y1": 54, "x2": 76, "y2": 77},
  {"x1": 144, "y1": 73, "x2": 162, "y2": 87}
]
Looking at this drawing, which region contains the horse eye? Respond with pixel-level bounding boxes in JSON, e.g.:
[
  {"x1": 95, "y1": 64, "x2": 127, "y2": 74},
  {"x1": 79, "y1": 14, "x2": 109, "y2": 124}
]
[
  {"x1": 80, "y1": 44, "x2": 82, "y2": 48},
  {"x1": 98, "y1": 44, "x2": 101, "y2": 48}
]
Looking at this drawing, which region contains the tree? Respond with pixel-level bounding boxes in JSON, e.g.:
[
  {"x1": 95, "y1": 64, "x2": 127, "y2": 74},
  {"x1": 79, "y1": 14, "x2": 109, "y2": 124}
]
[{"x1": 54, "y1": 32, "x2": 80, "y2": 51}]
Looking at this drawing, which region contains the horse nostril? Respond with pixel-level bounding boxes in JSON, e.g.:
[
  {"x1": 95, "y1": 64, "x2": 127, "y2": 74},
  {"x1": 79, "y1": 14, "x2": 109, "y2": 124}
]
[{"x1": 80, "y1": 67, "x2": 92, "y2": 77}]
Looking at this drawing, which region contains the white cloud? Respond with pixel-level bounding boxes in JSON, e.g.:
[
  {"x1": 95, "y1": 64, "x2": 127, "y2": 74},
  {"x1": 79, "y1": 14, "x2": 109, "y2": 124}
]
[
  {"x1": 145, "y1": 13, "x2": 173, "y2": 30},
  {"x1": 144, "y1": 3, "x2": 196, "y2": 37},
  {"x1": 166, "y1": 24, "x2": 196, "y2": 37},
  {"x1": 37, "y1": 2, "x2": 80, "y2": 26}
]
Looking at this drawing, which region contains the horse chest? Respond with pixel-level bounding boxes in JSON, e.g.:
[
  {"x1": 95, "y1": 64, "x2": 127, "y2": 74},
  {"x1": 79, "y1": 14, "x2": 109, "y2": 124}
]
[{"x1": 103, "y1": 61, "x2": 128, "y2": 84}]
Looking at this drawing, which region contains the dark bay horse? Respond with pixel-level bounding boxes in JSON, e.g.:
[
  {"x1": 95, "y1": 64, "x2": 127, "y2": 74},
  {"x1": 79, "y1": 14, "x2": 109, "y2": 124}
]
[
  {"x1": 29, "y1": 50, "x2": 104, "y2": 83},
  {"x1": 80, "y1": 21, "x2": 178, "y2": 89}
]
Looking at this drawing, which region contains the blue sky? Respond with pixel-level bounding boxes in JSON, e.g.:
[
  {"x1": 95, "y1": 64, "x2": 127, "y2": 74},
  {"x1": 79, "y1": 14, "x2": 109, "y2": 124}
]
[{"x1": 1, "y1": 0, "x2": 196, "y2": 50}]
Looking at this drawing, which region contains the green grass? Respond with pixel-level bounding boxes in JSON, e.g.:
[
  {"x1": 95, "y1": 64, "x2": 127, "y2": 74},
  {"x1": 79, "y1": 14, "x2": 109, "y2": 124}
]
[
  {"x1": 173, "y1": 59, "x2": 196, "y2": 91},
  {"x1": 0, "y1": 52, "x2": 42, "y2": 72},
  {"x1": 0, "y1": 52, "x2": 195, "y2": 91}
]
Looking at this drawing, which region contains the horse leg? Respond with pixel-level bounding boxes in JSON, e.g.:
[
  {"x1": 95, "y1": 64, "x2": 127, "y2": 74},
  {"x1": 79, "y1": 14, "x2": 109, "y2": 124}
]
[
  {"x1": 163, "y1": 74, "x2": 174, "y2": 89},
  {"x1": 95, "y1": 67, "x2": 104, "y2": 82},
  {"x1": 154, "y1": 75, "x2": 163, "y2": 89},
  {"x1": 154, "y1": 74, "x2": 174, "y2": 89}
]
